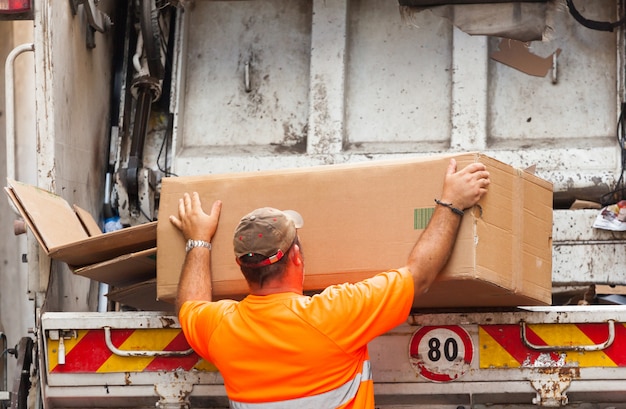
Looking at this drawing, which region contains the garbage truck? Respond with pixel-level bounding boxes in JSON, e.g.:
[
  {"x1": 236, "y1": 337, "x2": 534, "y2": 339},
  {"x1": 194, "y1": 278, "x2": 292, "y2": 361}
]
[{"x1": 2, "y1": 0, "x2": 626, "y2": 407}]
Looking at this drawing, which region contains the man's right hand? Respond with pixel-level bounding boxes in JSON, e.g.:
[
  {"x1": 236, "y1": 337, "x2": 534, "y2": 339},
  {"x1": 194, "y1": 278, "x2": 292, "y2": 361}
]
[
  {"x1": 169, "y1": 192, "x2": 222, "y2": 243},
  {"x1": 172, "y1": 192, "x2": 222, "y2": 310}
]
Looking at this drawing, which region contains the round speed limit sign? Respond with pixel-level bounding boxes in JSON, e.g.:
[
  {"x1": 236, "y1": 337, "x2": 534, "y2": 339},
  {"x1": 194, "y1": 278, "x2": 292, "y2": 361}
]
[{"x1": 409, "y1": 325, "x2": 474, "y2": 382}]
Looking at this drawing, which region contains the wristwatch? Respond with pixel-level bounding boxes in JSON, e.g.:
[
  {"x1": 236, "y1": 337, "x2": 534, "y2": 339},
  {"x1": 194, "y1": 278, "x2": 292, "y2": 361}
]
[{"x1": 186, "y1": 239, "x2": 212, "y2": 253}]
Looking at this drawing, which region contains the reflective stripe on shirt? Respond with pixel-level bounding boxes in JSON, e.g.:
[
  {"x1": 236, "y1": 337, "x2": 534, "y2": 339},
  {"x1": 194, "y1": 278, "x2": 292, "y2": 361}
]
[{"x1": 230, "y1": 360, "x2": 372, "y2": 409}]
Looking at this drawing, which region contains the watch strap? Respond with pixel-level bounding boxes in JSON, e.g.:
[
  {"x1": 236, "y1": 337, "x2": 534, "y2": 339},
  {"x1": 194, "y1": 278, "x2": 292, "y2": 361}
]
[{"x1": 186, "y1": 239, "x2": 212, "y2": 252}]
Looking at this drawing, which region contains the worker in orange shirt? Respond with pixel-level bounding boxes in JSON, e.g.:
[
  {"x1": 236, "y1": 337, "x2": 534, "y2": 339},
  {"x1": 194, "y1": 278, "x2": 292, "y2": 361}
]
[{"x1": 170, "y1": 158, "x2": 490, "y2": 408}]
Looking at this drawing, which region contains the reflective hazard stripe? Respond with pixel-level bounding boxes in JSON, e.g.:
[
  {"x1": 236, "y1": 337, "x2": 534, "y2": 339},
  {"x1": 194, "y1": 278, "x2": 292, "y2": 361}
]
[
  {"x1": 47, "y1": 329, "x2": 217, "y2": 373},
  {"x1": 230, "y1": 360, "x2": 372, "y2": 409},
  {"x1": 479, "y1": 322, "x2": 626, "y2": 368}
]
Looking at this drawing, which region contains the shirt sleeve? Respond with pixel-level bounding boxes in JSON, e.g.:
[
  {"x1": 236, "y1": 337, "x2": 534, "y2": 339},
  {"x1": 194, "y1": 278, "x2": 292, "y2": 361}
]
[
  {"x1": 179, "y1": 300, "x2": 235, "y2": 361},
  {"x1": 305, "y1": 269, "x2": 414, "y2": 354}
]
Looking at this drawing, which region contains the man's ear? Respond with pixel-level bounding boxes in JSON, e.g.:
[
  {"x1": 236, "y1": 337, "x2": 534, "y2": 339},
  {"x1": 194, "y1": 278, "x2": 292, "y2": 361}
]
[{"x1": 290, "y1": 244, "x2": 303, "y2": 266}]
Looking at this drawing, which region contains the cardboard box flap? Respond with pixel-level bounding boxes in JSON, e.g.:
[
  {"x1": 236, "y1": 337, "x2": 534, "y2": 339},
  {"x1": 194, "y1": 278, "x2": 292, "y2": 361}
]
[
  {"x1": 49, "y1": 222, "x2": 157, "y2": 267},
  {"x1": 5, "y1": 179, "x2": 88, "y2": 251},
  {"x1": 5, "y1": 179, "x2": 157, "y2": 267},
  {"x1": 73, "y1": 205, "x2": 104, "y2": 237},
  {"x1": 73, "y1": 248, "x2": 156, "y2": 286},
  {"x1": 106, "y1": 279, "x2": 174, "y2": 312}
]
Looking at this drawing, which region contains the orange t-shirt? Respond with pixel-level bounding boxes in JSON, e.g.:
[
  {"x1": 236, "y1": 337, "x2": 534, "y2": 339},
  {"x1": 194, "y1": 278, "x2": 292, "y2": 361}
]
[{"x1": 179, "y1": 268, "x2": 414, "y2": 408}]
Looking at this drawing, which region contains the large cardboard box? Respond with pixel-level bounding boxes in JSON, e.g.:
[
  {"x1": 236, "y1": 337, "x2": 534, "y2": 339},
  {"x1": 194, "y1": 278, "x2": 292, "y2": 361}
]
[{"x1": 157, "y1": 152, "x2": 553, "y2": 308}]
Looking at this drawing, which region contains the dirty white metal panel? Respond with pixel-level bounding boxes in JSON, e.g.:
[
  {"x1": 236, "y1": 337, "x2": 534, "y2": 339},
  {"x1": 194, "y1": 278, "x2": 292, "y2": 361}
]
[
  {"x1": 177, "y1": 1, "x2": 312, "y2": 151},
  {"x1": 345, "y1": 0, "x2": 453, "y2": 150},
  {"x1": 307, "y1": 0, "x2": 347, "y2": 156},
  {"x1": 31, "y1": 0, "x2": 117, "y2": 312},
  {"x1": 35, "y1": 1, "x2": 114, "y2": 201},
  {"x1": 171, "y1": 1, "x2": 623, "y2": 198},
  {"x1": 482, "y1": 147, "x2": 619, "y2": 195},
  {"x1": 552, "y1": 209, "x2": 626, "y2": 286},
  {"x1": 488, "y1": 4, "x2": 618, "y2": 144}
]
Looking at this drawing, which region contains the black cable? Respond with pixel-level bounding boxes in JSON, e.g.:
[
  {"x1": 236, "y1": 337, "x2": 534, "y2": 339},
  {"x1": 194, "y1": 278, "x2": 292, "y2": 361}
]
[
  {"x1": 566, "y1": 0, "x2": 626, "y2": 32},
  {"x1": 140, "y1": 206, "x2": 155, "y2": 222},
  {"x1": 155, "y1": 5, "x2": 177, "y2": 178},
  {"x1": 156, "y1": 113, "x2": 178, "y2": 177},
  {"x1": 601, "y1": 102, "x2": 626, "y2": 206}
]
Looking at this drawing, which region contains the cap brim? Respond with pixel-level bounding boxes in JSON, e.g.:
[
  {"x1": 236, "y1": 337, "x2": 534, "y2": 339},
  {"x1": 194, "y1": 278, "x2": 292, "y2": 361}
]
[{"x1": 282, "y1": 210, "x2": 304, "y2": 229}]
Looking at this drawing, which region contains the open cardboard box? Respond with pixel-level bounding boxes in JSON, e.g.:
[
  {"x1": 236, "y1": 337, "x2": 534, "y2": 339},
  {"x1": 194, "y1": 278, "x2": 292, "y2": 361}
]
[
  {"x1": 157, "y1": 152, "x2": 554, "y2": 308},
  {"x1": 5, "y1": 179, "x2": 157, "y2": 287}
]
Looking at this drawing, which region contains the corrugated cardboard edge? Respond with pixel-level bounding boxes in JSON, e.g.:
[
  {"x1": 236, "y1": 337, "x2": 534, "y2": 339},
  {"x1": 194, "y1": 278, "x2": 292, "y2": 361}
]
[
  {"x1": 519, "y1": 165, "x2": 554, "y2": 304},
  {"x1": 73, "y1": 205, "x2": 104, "y2": 237},
  {"x1": 5, "y1": 185, "x2": 52, "y2": 253},
  {"x1": 160, "y1": 152, "x2": 468, "y2": 187},
  {"x1": 50, "y1": 221, "x2": 158, "y2": 267},
  {"x1": 5, "y1": 179, "x2": 88, "y2": 252},
  {"x1": 473, "y1": 154, "x2": 553, "y2": 305},
  {"x1": 106, "y1": 279, "x2": 174, "y2": 312},
  {"x1": 73, "y1": 248, "x2": 156, "y2": 287}
]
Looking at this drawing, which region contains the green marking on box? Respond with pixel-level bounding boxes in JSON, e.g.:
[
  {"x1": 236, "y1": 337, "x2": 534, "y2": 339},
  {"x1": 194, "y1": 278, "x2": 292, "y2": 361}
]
[{"x1": 414, "y1": 208, "x2": 434, "y2": 230}]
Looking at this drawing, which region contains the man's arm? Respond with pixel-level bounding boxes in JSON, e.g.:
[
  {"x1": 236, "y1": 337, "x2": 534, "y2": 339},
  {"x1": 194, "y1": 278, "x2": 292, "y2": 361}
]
[
  {"x1": 404, "y1": 158, "x2": 490, "y2": 295},
  {"x1": 169, "y1": 192, "x2": 222, "y2": 312}
]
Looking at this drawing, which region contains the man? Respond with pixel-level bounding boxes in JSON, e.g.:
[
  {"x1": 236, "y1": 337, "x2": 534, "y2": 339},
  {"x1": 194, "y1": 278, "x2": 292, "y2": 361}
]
[{"x1": 170, "y1": 158, "x2": 490, "y2": 408}]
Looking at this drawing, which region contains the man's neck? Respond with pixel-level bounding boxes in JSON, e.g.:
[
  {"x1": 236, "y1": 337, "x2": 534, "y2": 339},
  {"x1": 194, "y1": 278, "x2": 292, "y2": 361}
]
[{"x1": 250, "y1": 284, "x2": 303, "y2": 296}]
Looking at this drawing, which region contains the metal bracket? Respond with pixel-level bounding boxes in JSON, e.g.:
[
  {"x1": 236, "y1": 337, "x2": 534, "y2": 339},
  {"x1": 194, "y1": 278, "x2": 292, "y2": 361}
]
[
  {"x1": 115, "y1": 167, "x2": 156, "y2": 225},
  {"x1": 520, "y1": 320, "x2": 615, "y2": 352},
  {"x1": 47, "y1": 330, "x2": 78, "y2": 366},
  {"x1": 529, "y1": 368, "x2": 577, "y2": 407},
  {"x1": 0, "y1": 332, "x2": 7, "y2": 409},
  {"x1": 551, "y1": 52, "x2": 558, "y2": 85},
  {"x1": 103, "y1": 327, "x2": 193, "y2": 358},
  {"x1": 46, "y1": 330, "x2": 77, "y2": 341},
  {"x1": 69, "y1": 0, "x2": 112, "y2": 48},
  {"x1": 154, "y1": 370, "x2": 198, "y2": 409},
  {"x1": 10, "y1": 337, "x2": 33, "y2": 409}
]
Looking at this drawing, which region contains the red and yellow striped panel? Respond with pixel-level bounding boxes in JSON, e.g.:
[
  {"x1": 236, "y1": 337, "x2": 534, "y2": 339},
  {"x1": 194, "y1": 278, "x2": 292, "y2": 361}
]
[
  {"x1": 47, "y1": 329, "x2": 218, "y2": 373},
  {"x1": 479, "y1": 322, "x2": 626, "y2": 368}
]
